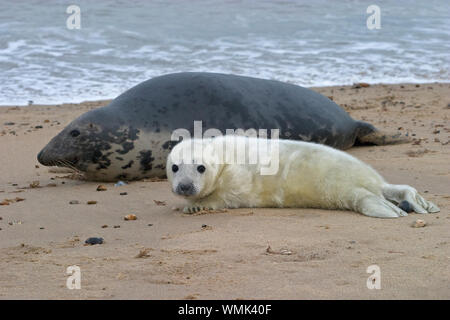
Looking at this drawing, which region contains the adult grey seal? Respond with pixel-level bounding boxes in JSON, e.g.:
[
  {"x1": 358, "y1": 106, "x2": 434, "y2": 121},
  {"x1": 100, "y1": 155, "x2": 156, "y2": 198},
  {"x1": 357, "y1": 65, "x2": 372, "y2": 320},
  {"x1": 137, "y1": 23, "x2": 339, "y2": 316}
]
[{"x1": 37, "y1": 72, "x2": 406, "y2": 181}]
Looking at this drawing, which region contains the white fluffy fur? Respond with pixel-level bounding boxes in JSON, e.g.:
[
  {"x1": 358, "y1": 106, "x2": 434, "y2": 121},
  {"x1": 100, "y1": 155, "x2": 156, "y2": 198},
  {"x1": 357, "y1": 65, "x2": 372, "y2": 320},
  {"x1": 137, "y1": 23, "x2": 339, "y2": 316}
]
[{"x1": 166, "y1": 136, "x2": 440, "y2": 218}]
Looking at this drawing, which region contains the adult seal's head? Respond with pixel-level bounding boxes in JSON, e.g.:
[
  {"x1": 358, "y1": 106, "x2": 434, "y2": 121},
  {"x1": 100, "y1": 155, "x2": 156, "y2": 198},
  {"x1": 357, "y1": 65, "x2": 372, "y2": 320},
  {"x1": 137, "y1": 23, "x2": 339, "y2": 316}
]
[{"x1": 37, "y1": 107, "x2": 146, "y2": 181}]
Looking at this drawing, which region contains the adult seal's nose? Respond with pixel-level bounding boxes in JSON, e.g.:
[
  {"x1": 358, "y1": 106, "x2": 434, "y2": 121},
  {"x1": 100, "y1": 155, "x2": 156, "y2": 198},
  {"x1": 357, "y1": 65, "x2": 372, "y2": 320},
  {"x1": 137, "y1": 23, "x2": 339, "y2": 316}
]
[
  {"x1": 37, "y1": 147, "x2": 53, "y2": 166},
  {"x1": 37, "y1": 149, "x2": 45, "y2": 165}
]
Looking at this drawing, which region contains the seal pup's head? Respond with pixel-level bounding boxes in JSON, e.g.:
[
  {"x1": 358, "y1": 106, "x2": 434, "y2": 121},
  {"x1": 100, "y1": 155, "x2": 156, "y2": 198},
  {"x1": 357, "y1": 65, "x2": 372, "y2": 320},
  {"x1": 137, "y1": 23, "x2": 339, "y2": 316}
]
[{"x1": 167, "y1": 138, "x2": 223, "y2": 200}]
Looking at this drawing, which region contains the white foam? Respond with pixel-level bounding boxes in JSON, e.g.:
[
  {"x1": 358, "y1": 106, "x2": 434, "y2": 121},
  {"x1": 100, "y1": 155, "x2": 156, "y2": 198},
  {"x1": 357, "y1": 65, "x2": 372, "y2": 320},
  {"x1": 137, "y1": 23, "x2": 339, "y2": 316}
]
[{"x1": 0, "y1": 0, "x2": 449, "y2": 106}]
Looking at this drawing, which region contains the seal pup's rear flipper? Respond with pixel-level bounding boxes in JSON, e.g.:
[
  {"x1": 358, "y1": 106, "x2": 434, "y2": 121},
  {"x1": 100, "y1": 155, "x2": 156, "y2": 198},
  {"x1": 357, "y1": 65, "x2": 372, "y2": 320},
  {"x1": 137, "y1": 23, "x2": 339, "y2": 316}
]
[
  {"x1": 354, "y1": 121, "x2": 410, "y2": 146},
  {"x1": 382, "y1": 184, "x2": 440, "y2": 213}
]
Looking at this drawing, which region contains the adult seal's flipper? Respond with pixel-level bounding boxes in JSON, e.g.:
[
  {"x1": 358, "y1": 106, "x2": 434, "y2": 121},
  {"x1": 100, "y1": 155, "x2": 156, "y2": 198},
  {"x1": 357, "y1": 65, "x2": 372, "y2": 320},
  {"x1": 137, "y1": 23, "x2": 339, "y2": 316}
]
[{"x1": 355, "y1": 121, "x2": 411, "y2": 146}]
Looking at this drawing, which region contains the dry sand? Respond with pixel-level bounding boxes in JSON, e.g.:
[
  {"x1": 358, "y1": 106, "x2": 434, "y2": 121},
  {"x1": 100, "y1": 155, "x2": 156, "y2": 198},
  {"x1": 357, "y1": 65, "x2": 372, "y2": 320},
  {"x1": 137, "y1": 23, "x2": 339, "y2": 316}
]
[{"x1": 0, "y1": 83, "x2": 449, "y2": 299}]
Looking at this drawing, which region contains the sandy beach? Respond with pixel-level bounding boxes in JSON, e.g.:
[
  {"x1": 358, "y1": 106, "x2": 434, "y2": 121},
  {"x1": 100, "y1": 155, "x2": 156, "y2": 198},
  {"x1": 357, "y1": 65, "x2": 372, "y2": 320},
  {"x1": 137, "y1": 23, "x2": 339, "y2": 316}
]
[{"x1": 0, "y1": 82, "x2": 449, "y2": 299}]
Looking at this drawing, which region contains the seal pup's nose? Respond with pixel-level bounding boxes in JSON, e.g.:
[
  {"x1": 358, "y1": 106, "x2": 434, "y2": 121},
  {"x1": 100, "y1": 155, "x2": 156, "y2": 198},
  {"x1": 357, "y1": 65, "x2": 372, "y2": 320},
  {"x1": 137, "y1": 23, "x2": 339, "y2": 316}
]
[{"x1": 176, "y1": 183, "x2": 195, "y2": 196}]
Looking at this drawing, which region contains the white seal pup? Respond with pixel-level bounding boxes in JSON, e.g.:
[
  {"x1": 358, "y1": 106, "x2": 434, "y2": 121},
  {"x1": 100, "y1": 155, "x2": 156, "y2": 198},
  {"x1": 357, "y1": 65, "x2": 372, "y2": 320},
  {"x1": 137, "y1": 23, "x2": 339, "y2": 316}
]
[{"x1": 166, "y1": 136, "x2": 439, "y2": 218}]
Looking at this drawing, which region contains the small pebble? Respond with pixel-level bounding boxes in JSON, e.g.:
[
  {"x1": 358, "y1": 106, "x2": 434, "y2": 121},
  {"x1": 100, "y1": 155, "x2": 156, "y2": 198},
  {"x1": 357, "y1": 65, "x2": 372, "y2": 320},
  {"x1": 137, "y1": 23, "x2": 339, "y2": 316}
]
[
  {"x1": 398, "y1": 200, "x2": 413, "y2": 213},
  {"x1": 85, "y1": 237, "x2": 104, "y2": 245},
  {"x1": 135, "y1": 249, "x2": 151, "y2": 258},
  {"x1": 29, "y1": 181, "x2": 40, "y2": 188},
  {"x1": 97, "y1": 185, "x2": 107, "y2": 191},
  {"x1": 69, "y1": 200, "x2": 79, "y2": 205},
  {"x1": 8, "y1": 221, "x2": 23, "y2": 225},
  {"x1": 101, "y1": 225, "x2": 108, "y2": 228},
  {"x1": 412, "y1": 219, "x2": 426, "y2": 228},
  {"x1": 148, "y1": 224, "x2": 153, "y2": 227},
  {"x1": 35, "y1": 125, "x2": 43, "y2": 129},
  {"x1": 352, "y1": 83, "x2": 370, "y2": 89},
  {"x1": 120, "y1": 192, "x2": 128, "y2": 196},
  {"x1": 87, "y1": 200, "x2": 97, "y2": 205},
  {"x1": 124, "y1": 214, "x2": 137, "y2": 221},
  {"x1": 113, "y1": 225, "x2": 121, "y2": 228}
]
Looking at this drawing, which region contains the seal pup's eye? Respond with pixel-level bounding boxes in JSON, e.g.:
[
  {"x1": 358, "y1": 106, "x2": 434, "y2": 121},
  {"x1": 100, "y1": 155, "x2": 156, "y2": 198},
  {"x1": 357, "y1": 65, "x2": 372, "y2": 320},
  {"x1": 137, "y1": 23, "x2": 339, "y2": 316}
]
[
  {"x1": 197, "y1": 165, "x2": 206, "y2": 174},
  {"x1": 172, "y1": 164, "x2": 179, "y2": 173},
  {"x1": 70, "y1": 129, "x2": 80, "y2": 137}
]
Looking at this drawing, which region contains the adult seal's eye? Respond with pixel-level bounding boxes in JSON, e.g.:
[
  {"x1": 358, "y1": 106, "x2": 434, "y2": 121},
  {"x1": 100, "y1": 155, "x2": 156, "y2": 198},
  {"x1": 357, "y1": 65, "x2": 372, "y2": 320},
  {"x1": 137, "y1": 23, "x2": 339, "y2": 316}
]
[
  {"x1": 172, "y1": 164, "x2": 179, "y2": 173},
  {"x1": 70, "y1": 129, "x2": 80, "y2": 137},
  {"x1": 197, "y1": 165, "x2": 206, "y2": 173}
]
